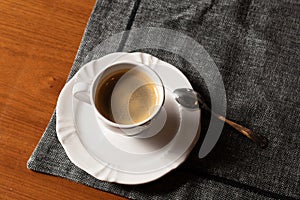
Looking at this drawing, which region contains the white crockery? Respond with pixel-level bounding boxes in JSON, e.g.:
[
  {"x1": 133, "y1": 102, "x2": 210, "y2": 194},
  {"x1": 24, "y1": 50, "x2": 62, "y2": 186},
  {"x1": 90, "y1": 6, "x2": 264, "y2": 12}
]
[
  {"x1": 72, "y1": 60, "x2": 165, "y2": 136},
  {"x1": 56, "y1": 52, "x2": 200, "y2": 184}
]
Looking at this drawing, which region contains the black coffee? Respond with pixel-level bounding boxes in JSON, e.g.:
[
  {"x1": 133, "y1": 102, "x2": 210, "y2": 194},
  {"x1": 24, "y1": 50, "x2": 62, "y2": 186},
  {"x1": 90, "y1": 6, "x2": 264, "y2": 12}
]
[{"x1": 95, "y1": 67, "x2": 159, "y2": 125}]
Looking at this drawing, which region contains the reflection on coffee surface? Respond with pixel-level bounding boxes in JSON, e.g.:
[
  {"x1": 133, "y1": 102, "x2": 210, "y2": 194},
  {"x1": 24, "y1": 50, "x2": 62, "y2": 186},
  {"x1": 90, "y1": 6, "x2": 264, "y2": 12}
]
[{"x1": 95, "y1": 67, "x2": 159, "y2": 125}]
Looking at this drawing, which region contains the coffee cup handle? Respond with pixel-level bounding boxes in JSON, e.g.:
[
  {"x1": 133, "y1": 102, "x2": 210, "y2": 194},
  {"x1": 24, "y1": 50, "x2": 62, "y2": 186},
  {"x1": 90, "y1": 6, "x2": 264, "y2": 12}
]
[{"x1": 72, "y1": 82, "x2": 91, "y2": 104}]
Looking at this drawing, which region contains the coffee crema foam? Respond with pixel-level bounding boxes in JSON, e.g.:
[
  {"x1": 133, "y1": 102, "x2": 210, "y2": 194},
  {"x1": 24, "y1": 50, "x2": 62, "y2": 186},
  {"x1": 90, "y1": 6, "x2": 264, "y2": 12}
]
[{"x1": 95, "y1": 67, "x2": 160, "y2": 125}]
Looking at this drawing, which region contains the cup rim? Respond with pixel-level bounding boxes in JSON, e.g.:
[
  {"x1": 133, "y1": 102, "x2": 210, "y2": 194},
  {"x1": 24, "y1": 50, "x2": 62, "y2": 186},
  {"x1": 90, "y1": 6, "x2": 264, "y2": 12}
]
[{"x1": 90, "y1": 60, "x2": 165, "y2": 129}]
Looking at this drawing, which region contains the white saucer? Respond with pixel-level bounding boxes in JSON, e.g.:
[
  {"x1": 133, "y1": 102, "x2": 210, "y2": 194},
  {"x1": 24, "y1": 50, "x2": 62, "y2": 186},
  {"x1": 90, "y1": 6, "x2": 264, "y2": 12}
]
[{"x1": 56, "y1": 52, "x2": 200, "y2": 184}]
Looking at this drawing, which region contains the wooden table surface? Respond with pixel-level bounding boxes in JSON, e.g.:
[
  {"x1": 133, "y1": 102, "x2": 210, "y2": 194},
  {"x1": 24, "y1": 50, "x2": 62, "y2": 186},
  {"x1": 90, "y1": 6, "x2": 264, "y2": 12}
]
[{"x1": 0, "y1": 1, "x2": 125, "y2": 199}]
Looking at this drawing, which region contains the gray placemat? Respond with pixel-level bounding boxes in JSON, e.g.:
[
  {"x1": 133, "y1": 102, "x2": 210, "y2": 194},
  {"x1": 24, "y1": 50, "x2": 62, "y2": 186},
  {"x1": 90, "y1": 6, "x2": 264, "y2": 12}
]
[{"x1": 28, "y1": 0, "x2": 300, "y2": 199}]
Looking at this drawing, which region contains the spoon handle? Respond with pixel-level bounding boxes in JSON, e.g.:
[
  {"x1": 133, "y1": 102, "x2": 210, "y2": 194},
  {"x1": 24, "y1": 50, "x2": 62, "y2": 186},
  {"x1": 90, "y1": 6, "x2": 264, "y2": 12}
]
[
  {"x1": 195, "y1": 93, "x2": 268, "y2": 148},
  {"x1": 213, "y1": 113, "x2": 268, "y2": 148}
]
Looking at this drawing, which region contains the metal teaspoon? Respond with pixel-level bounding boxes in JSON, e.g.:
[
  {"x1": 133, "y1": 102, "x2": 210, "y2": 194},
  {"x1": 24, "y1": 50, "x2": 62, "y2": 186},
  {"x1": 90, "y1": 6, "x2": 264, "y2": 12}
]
[{"x1": 174, "y1": 88, "x2": 268, "y2": 149}]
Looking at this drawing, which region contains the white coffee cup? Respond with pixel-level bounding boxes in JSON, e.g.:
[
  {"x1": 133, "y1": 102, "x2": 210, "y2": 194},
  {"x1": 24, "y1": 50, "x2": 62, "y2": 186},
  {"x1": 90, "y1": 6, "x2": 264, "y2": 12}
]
[{"x1": 72, "y1": 61, "x2": 165, "y2": 136}]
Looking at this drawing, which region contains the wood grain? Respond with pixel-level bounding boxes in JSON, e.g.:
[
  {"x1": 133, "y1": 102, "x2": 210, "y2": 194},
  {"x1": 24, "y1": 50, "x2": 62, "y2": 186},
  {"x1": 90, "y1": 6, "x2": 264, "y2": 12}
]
[{"x1": 0, "y1": 1, "x2": 125, "y2": 199}]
